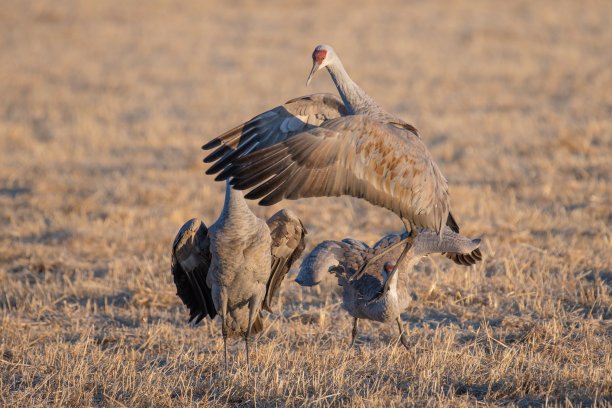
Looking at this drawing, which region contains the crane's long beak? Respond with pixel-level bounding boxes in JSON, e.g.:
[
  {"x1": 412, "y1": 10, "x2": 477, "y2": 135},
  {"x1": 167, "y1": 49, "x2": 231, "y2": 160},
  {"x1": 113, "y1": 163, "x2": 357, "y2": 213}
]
[{"x1": 306, "y1": 61, "x2": 320, "y2": 86}]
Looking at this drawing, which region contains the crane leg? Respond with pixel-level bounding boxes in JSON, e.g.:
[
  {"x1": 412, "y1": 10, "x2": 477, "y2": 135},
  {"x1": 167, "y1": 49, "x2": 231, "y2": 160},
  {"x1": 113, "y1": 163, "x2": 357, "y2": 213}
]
[
  {"x1": 366, "y1": 227, "x2": 418, "y2": 305},
  {"x1": 244, "y1": 296, "x2": 257, "y2": 370},
  {"x1": 220, "y1": 289, "x2": 229, "y2": 372},
  {"x1": 349, "y1": 236, "x2": 412, "y2": 282},
  {"x1": 223, "y1": 335, "x2": 228, "y2": 371},
  {"x1": 350, "y1": 317, "x2": 359, "y2": 347},
  {"x1": 245, "y1": 334, "x2": 250, "y2": 370},
  {"x1": 397, "y1": 317, "x2": 410, "y2": 351}
]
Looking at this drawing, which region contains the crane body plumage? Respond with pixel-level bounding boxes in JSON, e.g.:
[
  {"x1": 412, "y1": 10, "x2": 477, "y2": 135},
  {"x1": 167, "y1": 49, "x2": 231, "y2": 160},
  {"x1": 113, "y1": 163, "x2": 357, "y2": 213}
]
[
  {"x1": 206, "y1": 182, "x2": 271, "y2": 339},
  {"x1": 171, "y1": 181, "x2": 306, "y2": 368}
]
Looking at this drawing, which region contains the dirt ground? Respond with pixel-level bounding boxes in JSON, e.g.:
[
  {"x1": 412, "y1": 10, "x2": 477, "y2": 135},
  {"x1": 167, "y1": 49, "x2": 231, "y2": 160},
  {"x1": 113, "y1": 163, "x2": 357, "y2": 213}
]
[{"x1": 1, "y1": 0, "x2": 611, "y2": 406}]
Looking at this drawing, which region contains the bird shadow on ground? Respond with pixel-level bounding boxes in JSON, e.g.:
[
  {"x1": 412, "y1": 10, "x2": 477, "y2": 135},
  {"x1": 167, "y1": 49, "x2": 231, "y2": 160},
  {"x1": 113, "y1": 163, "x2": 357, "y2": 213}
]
[{"x1": 0, "y1": 187, "x2": 31, "y2": 198}]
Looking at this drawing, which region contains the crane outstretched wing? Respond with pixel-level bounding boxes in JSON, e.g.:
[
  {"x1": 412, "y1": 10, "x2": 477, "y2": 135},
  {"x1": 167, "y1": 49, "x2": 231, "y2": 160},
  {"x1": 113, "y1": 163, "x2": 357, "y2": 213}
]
[
  {"x1": 227, "y1": 115, "x2": 451, "y2": 234},
  {"x1": 171, "y1": 218, "x2": 217, "y2": 323},
  {"x1": 296, "y1": 238, "x2": 371, "y2": 287},
  {"x1": 202, "y1": 93, "x2": 347, "y2": 178},
  {"x1": 297, "y1": 228, "x2": 482, "y2": 292},
  {"x1": 375, "y1": 228, "x2": 482, "y2": 266},
  {"x1": 204, "y1": 95, "x2": 480, "y2": 264},
  {"x1": 411, "y1": 228, "x2": 482, "y2": 257}
]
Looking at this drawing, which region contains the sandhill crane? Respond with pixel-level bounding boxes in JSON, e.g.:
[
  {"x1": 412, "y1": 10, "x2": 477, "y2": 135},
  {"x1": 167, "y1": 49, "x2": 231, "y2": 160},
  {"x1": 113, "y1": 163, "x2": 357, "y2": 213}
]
[
  {"x1": 296, "y1": 229, "x2": 481, "y2": 349},
  {"x1": 202, "y1": 44, "x2": 481, "y2": 301},
  {"x1": 171, "y1": 181, "x2": 306, "y2": 369}
]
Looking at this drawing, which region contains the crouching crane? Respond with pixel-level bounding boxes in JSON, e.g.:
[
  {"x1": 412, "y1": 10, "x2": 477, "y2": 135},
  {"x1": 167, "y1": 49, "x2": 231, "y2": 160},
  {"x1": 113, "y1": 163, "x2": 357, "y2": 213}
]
[{"x1": 296, "y1": 228, "x2": 481, "y2": 350}]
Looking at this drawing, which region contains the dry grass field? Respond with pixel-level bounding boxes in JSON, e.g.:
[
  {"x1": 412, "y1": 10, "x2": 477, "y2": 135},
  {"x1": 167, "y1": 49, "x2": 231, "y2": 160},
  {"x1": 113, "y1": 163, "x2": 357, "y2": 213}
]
[{"x1": 1, "y1": 0, "x2": 611, "y2": 406}]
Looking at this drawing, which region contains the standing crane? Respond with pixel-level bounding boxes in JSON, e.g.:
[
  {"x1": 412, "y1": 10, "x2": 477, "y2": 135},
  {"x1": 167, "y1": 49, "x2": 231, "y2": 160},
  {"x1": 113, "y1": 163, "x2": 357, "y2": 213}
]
[
  {"x1": 296, "y1": 229, "x2": 482, "y2": 349},
  {"x1": 171, "y1": 181, "x2": 306, "y2": 369},
  {"x1": 202, "y1": 44, "x2": 481, "y2": 301}
]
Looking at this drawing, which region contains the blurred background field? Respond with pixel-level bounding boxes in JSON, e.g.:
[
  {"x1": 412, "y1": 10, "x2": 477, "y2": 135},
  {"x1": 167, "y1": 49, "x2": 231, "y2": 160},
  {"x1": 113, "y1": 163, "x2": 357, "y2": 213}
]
[{"x1": 0, "y1": 0, "x2": 611, "y2": 406}]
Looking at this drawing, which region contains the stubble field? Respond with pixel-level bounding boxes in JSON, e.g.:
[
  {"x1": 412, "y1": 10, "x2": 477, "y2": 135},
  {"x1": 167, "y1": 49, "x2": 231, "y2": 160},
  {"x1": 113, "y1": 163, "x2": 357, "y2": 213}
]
[{"x1": 1, "y1": 0, "x2": 611, "y2": 406}]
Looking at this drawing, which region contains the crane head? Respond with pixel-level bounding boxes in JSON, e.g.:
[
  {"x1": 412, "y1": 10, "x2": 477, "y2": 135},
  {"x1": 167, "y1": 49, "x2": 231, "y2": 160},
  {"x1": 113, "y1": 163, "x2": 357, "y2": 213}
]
[
  {"x1": 307, "y1": 44, "x2": 334, "y2": 86},
  {"x1": 382, "y1": 261, "x2": 396, "y2": 281}
]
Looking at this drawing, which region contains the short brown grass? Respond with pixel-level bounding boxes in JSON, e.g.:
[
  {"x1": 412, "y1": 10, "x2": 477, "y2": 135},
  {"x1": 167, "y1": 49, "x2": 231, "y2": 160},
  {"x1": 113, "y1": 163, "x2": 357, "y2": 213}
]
[{"x1": 1, "y1": 0, "x2": 611, "y2": 406}]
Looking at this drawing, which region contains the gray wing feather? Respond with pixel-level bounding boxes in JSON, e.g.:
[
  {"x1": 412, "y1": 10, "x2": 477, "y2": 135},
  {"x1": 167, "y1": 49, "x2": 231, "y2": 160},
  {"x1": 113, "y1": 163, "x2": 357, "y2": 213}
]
[
  {"x1": 296, "y1": 238, "x2": 370, "y2": 287},
  {"x1": 372, "y1": 229, "x2": 482, "y2": 265},
  {"x1": 298, "y1": 228, "x2": 481, "y2": 295},
  {"x1": 171, "y1": 218, "x2": 217, "y2": 323},
  {"x1": 264, "y1": 209, "x2": 307, "y2": 311},
  {"x1": 229, "y1": 115, "x2": 451, "y2": 234},
  {"x1": 412, "y1": 228, "x2": 482, "y2": 257},
  {"x1": 295, "y1": 240, "x2": 343, "y2": 287},
  {"x1": 203, "y1": 93, "x2": 347, "y2": 178}
]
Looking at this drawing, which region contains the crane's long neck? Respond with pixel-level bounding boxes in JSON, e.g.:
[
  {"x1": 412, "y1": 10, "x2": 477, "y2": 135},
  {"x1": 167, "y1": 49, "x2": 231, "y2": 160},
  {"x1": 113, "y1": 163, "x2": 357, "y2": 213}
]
[
  {"x1": 383, "y1": 267, "x2": 399, "y2": 294},
  {"x1": 325, "y1": 60, "x2": 386, "y2": 118},
  {"x1": 221, "y1": 180, "x2": 255, "y2": 223}
]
